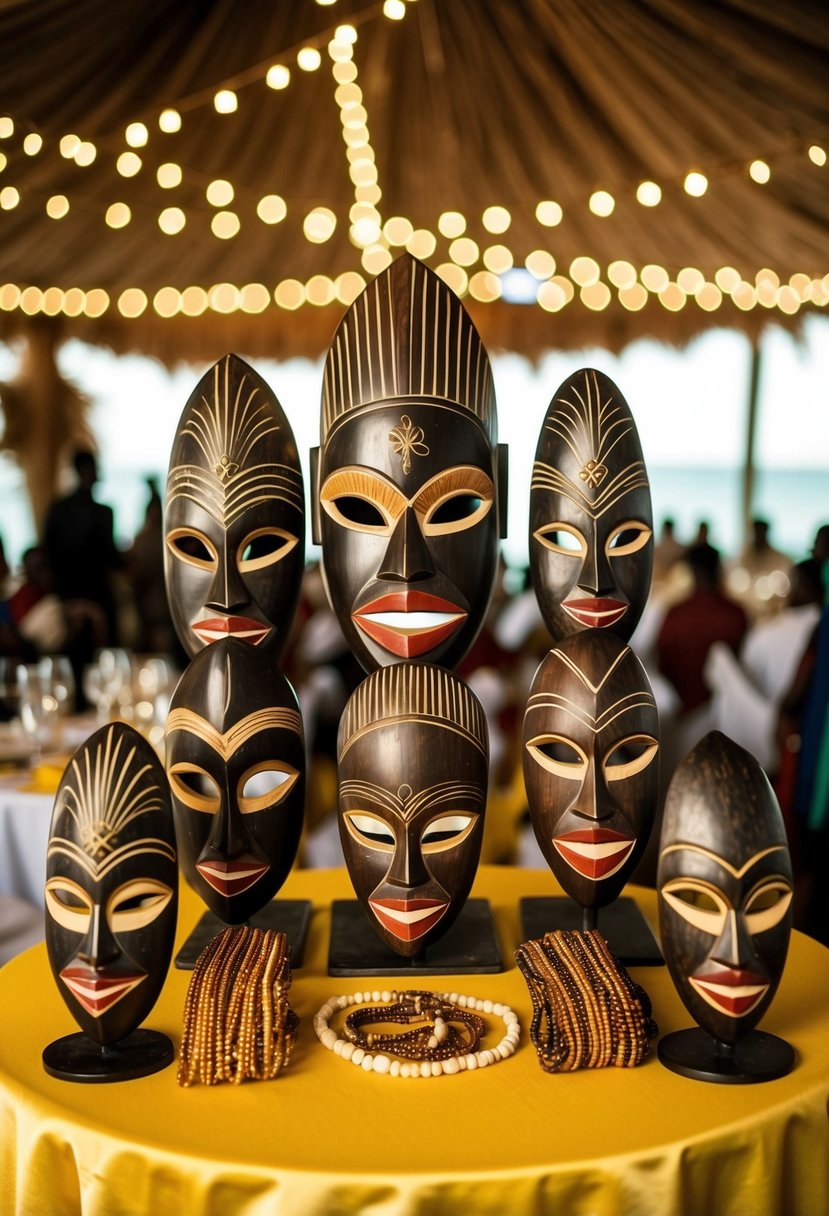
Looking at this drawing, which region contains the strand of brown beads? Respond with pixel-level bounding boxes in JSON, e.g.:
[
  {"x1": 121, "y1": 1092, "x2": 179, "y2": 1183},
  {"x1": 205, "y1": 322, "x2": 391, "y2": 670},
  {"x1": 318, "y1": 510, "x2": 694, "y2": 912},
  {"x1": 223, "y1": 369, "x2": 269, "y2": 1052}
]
[
  {"x1": 515, "y1": 929, "x2": 656, "y2": 1073},
  {"x1": 178, "y1": 925, "x2": 297, "y2": 1087}
]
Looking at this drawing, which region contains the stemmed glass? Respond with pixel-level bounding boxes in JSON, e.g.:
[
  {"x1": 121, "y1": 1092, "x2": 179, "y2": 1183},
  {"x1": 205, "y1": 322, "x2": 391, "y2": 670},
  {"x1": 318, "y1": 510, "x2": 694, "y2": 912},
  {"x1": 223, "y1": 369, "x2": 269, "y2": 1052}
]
[
  {"x1": 84, "y1": 648, "x2": 132, "y2": 723},
  {"x1": 38, "y1": 655, "x2": 75, "y2": 718}
]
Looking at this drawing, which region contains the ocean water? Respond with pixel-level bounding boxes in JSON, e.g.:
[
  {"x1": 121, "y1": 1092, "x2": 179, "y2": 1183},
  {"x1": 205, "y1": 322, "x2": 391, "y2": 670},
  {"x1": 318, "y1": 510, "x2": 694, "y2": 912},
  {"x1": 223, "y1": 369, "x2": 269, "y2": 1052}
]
[{"x1": 1, "y1": 459, "x2": 825, "y2": 574}]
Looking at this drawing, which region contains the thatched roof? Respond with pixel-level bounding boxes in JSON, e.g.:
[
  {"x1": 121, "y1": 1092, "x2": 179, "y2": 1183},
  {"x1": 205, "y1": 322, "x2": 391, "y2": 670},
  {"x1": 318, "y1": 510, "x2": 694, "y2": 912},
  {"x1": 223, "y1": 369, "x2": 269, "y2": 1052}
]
[{"x1": 0, "y1": 0, "x2": 827, "y2": 364}]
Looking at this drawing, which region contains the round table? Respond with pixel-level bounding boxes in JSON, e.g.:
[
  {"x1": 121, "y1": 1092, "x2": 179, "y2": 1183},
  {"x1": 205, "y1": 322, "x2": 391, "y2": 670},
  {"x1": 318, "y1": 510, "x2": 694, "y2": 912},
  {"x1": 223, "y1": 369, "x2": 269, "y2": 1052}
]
[{"x1": 1, "y1": 866, "x2": 828, "y2": 1216}]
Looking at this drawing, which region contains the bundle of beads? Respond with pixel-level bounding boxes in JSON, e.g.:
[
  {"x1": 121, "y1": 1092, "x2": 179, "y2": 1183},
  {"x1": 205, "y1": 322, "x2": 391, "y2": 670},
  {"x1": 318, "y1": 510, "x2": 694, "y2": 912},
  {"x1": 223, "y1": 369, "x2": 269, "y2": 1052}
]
[
  {"x1": 314, "y1": 988, "x2": 521, "y2": 1077},
  {"x1": 515, "y1": 929, "x2": 657, "y2": 1073},
  {"x1": 178, "y1": 925, "x2": 298, "y2": 1087}
]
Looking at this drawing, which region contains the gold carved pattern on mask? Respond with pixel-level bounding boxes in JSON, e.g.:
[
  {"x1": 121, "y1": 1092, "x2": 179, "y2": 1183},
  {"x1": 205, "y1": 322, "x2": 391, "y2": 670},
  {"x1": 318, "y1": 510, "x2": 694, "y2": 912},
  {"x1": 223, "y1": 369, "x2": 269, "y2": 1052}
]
[
  {"x1": 526, "y1": 648, "x2": 656, "y2": 735},
  {"x1": 168, "y1": 359, "x2": 302, "y2": 527},
  {"x1": 166, "y1": 706, "x2": 303, "y2": 761},
  {"x1": 659, "y1": 843, "x2": 787, "y2": 880},
  {"x1": 340, "y1": 778, "x2": 483, "y2": 824},
  {"x1": 48, "y1": 726, "x2": 175, "y2": 882},
  {"x1": 389, "y1": 415, "x2": 430, "y2": 474}
]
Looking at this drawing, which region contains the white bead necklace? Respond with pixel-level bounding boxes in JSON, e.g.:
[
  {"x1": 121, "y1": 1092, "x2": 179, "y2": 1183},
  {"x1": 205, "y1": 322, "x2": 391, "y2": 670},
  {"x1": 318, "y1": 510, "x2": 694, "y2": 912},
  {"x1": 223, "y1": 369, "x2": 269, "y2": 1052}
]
[{"x1": 313, "y1": 988, "x2": 521, "y2": 1077}]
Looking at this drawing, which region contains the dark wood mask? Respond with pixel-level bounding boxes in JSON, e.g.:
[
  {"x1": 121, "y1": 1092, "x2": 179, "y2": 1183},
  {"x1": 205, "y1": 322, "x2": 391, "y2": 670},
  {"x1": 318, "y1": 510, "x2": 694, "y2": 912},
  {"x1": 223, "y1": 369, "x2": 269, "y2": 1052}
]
[
  {"x1": 523, "y1": 630, "x2": 659, "y2": 909},
  {"x1": 529, "y1": 367, "x2": 653, "y2": 643},
  {"x1": 45, "y1": 723, "x2": 178, "y2": 1046},
  {"x1": 165, "y1": 637, "x2": 305, "y2": 924},
  {"x1": 337, "y1": 663, "x2": 489, "y2": 957},
  {"x1": 658, "y1": 731, "x2": 793, "y2": 1045},
  {"x1": 165, "y1": 353, "x2": 305, "y2": 660},
  {"x1": 312, "y1": 253, "x2": 507, "y2": 673}
]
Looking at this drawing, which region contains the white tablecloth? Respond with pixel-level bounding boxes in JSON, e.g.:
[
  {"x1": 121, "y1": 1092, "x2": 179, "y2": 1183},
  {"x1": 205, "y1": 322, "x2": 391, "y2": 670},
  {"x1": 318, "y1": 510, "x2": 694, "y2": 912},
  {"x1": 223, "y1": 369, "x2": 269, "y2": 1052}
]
[{"x1": 0, "y1": 784, "x2": 53, "y2": 908}]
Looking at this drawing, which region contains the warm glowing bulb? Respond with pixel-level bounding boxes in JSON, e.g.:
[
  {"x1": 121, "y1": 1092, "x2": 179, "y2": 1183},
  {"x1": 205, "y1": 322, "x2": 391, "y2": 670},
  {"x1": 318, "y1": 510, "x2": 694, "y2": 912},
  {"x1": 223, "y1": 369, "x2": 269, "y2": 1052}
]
[
  {"x1": 526, "y1": 249, "x2": 557, "y2": 279},
  {"x1": 206, "y1": 179, "x2": 234, "y2": 207},
  {"x1": 636, "y1": 181, "x2": 662, "y2": 207},
  {"x1": 0, "y1": 152, "x2": 5, "y2": 171},
  {"x1": 297, "y1": 47, "x2": 322, "y2": 71},
  {"x1": 118, "y1": 288, "x2": 148, "y2": 317},
  {"x1": 23, "y1": 133, "x2": 42, "y2": 156},
  {"x1": 214, "y1": 90, "x2": 238, "y2": 114},
  {"x1": 46, "y1": 194, "x2": 69, "y2": 219},
  {"x1": 181, "y1": 286, "x2": 208, "y2": 316},
  {"x1": 63, "y1": 288, "x2": 85, "y2": 316},
  {"x1": 74, "y1": 141, "x2": 97, "y2": 166},
  {"x1": 20, "y1": 287, "x2": 42, "y2": 315},
  {"x1": 333, "y1": 60, "x2": 358, "y2": 83},
  {"x1": 482, "y1": 206, "x2": 511, "y2": 234},
  {"x1": 105, "y1": 202, "x2": 131, "y2": 228},
  {"x1": 350, "y1": 217, "x2": 382, "y2": 246},
  {"x1": 384, "y1": 216, "x2": 414, "y2": 246},
  {"x1": 274, "y1": 280, "x2": 305, "y2": 310},
  {"x1": 303, "y1": 206, "x2": 337, "y2": 243},
  {"x1": 266, "y1": 64, "x2": 291, "y2": 90},
  {"x1": 0, "y1": 284, "x2": 22, "y2": 310},
  {"x1": 335, "y1": 271, "x2": 366, "y2": 304},
  {"x1": 0, "y1": 186, "x2": 20, "y2": 209},
  {"x1": 240, "y1": 283, "x2": 271, "y2": 314},
  {"x1": 449, "y1": 237, "x2": 479, "y2": 267},
  {"x1": 581, "y1": 282, "x2": 612, "y2": 310},
  {"x1": 695, "y1": 283, "x2": 722, "y2": 312},
  {"x1": 159, "y1": 109, "x2": 181, "y2": 133},
  {"x1": 117, "y1": 152, "x2": 142, "y2": 177},
  {"x1": 406, "y1": 229, "x2": 436, "y2": 259},
  {"x1": 84, "y1": 289, "x2": 109, "y2": 317},
  {"x1": 677, "y1": 267, "x2": 704, "y2": 294},
  {"x1": 153, "y1": 287, "x2": 181, "y2": 318},
  {"x1": 438, "y1": 210, "x2": 466, "y2": 238},
  {"x1": 435, "y1": 263, "x2": 468, "y2": 296},
  {"x1": 588, "y1": 190, "x2": 615, "y2": 217},
  {"x1": 257, "y1": 194, "x2": 287, "y2": 224},
  {"x1": 641, "y1": 263, "x2": 669, "y2": 292},
  {"x1": 383, "y1": 0, "x2": 406, "y2": 17},
  {"x1": 715, "y1": 266, "x2": 740, "y2": 293},
  {"x1": 468, "y1": 271, "x2": 501, "y2": 302},
  {"x1": 157, "y1": 162, "x2": 182, "y2": 189},
  {"x1": 305, "y1": 275, "x2": 336, "y2": 306},
  {"x1": 535, "y1": 199, "x2": 563, "y2": 227},
  {"x1": 59, "y1": 134, "x2": 81, "y2": 158},
  {"x1": 659, "y1": 283, "x2": 686, "y2": 312},
  {"x1": 483, "y1": 244, "x2": 513, "y2": 274},
  {"x1": 209, "y1": 283, "x2": 241, "y2": 313},
  {"x1": 158, "y1": 207, "x2": 186, "y2": 234},
  {"x1": 618, "y1": 284, "x2": 648, "y2": 311},
  {"x1": 125, "y1": 122, "x2": 148, "y2": 148},
  {"x1": 537, "y1": 281, "x2": 567, "y2": 313},
  {"x1": 808, "y1": 144, "x2": 826, "y2": 166},
  {"x1": 755, "y1": 267, "x2": 780, "y2": 289},
  {"x1": 0, "y1": 118, "x2": 13, "y2": 139},
  {"x1": 607, "y1": 260, "x2": 636, "y2": 289},
  {"x1": 211, "y1": 211, "x2": 240, "y2": 239},
  {"x1": 732, "y1": 281, "x2": 757, "y2": 310},
  {"x1": 749, "y1": 160, "x2": 770, "y2": 184},
  {"x1": 684, "y1": 171, "x2": 708, "y2": 197},
  {"x1": 568, "y1": 256, "x2": 599, "y2": 286},
  {"x1": 335, "y1": 24, "x2": 358, "y2": 43}
]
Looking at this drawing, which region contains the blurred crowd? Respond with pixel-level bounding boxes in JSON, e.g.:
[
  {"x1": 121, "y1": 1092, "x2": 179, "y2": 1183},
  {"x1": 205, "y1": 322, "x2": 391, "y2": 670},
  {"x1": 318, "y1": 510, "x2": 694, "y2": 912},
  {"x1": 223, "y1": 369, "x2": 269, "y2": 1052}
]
[{"x1": 1, "y1": 452, "x2": 827, "y2": 943}]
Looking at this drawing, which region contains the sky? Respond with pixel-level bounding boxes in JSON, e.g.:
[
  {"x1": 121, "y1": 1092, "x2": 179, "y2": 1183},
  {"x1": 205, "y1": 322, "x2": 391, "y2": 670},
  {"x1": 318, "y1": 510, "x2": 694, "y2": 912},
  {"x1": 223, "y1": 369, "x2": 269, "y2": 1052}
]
[{"x1": 0, "y1": 315, "x2": 827, "y2": 569}]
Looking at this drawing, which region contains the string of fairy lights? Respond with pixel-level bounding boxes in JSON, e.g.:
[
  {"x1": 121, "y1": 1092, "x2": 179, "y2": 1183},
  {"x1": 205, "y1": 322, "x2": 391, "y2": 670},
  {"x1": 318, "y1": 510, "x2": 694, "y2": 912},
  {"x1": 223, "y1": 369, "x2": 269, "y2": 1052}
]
[{"x1": 0, "y1": 0, "x2": 826, "y2": 323}]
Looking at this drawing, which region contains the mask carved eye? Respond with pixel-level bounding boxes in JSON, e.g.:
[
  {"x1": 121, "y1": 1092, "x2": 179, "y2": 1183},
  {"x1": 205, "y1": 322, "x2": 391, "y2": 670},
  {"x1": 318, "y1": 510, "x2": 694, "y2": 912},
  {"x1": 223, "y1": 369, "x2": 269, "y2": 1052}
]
[
  {"x1": 416, "y1": 467, "x2": 494, "y2": 536},
  {"x1": 168, "y1": 763, "x2": 221, "y2": 813},
  {"x1": 604, "y1": 735, "x2": 658, "y2": 781},
  {"x1": 343, "y1": 811, "x2": 396, "y2": 852},
  {"x1": 744, "y1": 881, "x2": 793, "y2": 934},
  {"x1": 421, "y1": 813, "x2": 477, "y2": 853},
  {"x1": 661, "y1": 879, "x2": 728, "y2": 936},
  {"x1": 166, "y1": 528, "x2": 217, "y2": 570},
  {"x1": 238, "y1": 763, "x2": 299, "y2": 814},
  {"x1": 45, "y1": 877, "x2": 93, "y2": 934},
  {"x1": 533, "y1": 524, "x2": 586, "y2": 556},
  {"x1": 321, "y1": 470, "x2": 404, "y2": 534},
  {"x1": 526, "y1": 734, "x2": 588, "y2": 779},
  {"x1": 606, "y1": 521, "x2": 652, "y2": 557},
  {"x1": 238, "y1": 528, "x2": 297, "y2": 573},
  {"x1": 108, "y1": 879, "x2": 173, "y2": 933}
]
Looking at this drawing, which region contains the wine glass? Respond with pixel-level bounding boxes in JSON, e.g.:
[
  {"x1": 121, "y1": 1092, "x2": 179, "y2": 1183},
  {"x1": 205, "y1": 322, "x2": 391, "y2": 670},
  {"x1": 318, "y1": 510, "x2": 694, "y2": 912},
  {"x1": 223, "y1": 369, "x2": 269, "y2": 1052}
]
[
  {"x1": 38, "y1": 655, "x2": 76, "y2": 718},
  {"x1": 84, "y1": 648, "x2": 132, "y2": 723},
  {"x1": 16, "y1": 664, "x2": 60, "y2": 767}
]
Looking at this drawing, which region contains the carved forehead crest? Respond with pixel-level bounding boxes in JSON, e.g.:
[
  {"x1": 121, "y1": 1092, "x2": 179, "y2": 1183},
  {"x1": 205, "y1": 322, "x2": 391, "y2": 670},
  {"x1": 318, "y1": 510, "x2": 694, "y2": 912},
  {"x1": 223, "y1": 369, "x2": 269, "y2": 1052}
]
[{"x1": 526, "y1": 635, "x2": 657, "y2": 735}]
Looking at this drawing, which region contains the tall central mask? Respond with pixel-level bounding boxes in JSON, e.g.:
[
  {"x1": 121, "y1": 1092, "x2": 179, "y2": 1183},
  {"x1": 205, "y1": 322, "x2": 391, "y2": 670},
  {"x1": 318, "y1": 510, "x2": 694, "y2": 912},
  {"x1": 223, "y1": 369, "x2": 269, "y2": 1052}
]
[
  {"x1": 165, "y1": 638, "x2": 305, "y2": 925},
  {"x1": 523, "y1": 631, "x2": 659, "y2": 911},
  {"x1": 165, "y1": 353, "x2": 305, "y2": 659},
  {"x1": 312, "y1": 254, "x2": 507, "y2": 672},
  {"x1": 529, "y1": 368, "x2": 652, "y2": 642},
  {"x1": 337, "y1": 663, "x2": 489, "y2": 957}
]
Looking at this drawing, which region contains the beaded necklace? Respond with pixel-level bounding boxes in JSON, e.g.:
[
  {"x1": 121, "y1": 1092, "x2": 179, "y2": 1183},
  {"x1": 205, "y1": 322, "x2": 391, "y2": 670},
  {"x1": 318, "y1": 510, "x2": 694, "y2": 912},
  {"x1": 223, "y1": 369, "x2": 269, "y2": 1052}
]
[
  {"x1": 515, "y1": 929, "x2": 656, "y2": 1073},
  {"x1": 314, "y1": 988, "x2": 520, "y2": 1077},
  {"x1": 178, "y1": 925, "x2": 297, "y2": 1087}
]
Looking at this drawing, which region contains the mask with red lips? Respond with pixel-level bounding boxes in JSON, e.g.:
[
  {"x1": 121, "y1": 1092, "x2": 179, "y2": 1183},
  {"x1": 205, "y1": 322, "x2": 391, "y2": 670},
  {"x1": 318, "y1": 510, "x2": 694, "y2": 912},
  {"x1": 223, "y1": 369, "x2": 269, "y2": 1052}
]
[
  {"x1": 658, "y1": 731, "x2": 793, "y2": 1046},
  {"x1": 165, "y1": 638, "x2": 305, "y2": 924},
  {"x1": 529, "y1": 367, "x2": 652, "y2": 643},
  {"x1": 312, "y1": 254, "x2": 507, "y2": 673},
  {"x1": 165, "y1": 353, "x2": 305, "y2": 660},
  {"x1": 523, "y1": 630, "x2": 659, "y2": 910},
  {"x1": 337, "y1": 663, "x2": 488, "y2": 957},
  {"x1": 45, "y1": 723, "x2": 178, "y2": 1046}
]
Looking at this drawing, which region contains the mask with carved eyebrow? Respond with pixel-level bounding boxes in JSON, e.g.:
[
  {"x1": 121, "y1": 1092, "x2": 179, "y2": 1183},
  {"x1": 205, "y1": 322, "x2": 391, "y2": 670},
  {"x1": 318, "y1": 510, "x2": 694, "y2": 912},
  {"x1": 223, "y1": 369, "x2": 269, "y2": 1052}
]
[
  {"x1": 165, "y1": 353, "x2": 305, "y2": 659},
  {"x1": 337, "y1": 662, "x2": 489, "y2": 957},
  {"x1": 45, "y1": 722, "x2": 178, "y2": 1048},
  {"x1": 523, "y1": 630, "x2": 659, "y2": 910},
  {"x1": 658, "y1": 731, "x2": 793, "y2": 1047},
  {"x1": 312, "y1": 253, "x2": 508, "y2": 673},
  {"x1": 529, "y1": 367, "x2": 653, "y2": 642},
  {"x1": 165, "y1": 637, "x2": 305, "y2": 924}
]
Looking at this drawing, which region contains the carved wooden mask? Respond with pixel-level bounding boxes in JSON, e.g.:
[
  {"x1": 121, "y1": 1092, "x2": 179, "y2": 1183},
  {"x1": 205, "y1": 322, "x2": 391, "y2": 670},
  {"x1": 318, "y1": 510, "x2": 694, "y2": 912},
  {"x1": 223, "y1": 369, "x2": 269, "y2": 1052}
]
[
  {"x1": 658, "y1": 731, "x2": 793, "y2": 1045},
  {"x1": 165, "y1": 353, "x2": 305, "y2": 659},
  {"x1": 337, "y1": 663, "x2": 489, "y2": 956},
  {"x1": 312, "y1": 254, "x2": 507, "y2": 673},
  {"x1": 45, "y1": 723, "x2": 178, "y2": 1046},
  {"x1": 165, "y1": 637, "x2": 305, "y2": 924},
  {"x1": 529, "y1": 368, "x2": 652, "y2": 642},
  {"x1": 522, "y1": 630, "x2": 659, "y2": 909}
]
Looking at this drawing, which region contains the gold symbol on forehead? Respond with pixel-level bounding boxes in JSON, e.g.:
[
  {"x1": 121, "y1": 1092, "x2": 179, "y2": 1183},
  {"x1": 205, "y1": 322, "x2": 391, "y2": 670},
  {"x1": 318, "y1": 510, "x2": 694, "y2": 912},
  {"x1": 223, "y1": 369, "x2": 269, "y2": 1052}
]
[
  {"x1": 398, "y1": 784, "x2": 413, "y2": 804},
  {"x1": 579, "y1": 459, "x2": 607, "y2": 487},
  {"x1": 389, "y1": 415, "x2": 429, "y2": 474},
  {"x1": 214, "y1": 453, "x2": 240, "y2": 481}
]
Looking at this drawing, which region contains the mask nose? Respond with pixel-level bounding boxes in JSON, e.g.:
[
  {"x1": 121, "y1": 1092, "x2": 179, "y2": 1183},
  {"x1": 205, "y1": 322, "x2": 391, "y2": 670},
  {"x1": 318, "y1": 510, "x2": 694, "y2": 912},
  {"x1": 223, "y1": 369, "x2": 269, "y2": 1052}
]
[
  {"x1": 386, "y1": 832, "x2": 430, "y2": 889},
  {"x1": 712, "y1": 909, "x2": 755, "y2": 971},
  {"x1": 78, "y1": 904, "x2": 119, "y2": 969},
  {"x1": 378, "y1": 508, "x2": 435, "y2": 582},
  {"x1": 204, "y1": 794, "x2": 249, "y2": 859},
  {"x1": 570, "y1": 759, "x2": 613, "y2": 822},
  {"x1": 205, "y1": 544, "x2": 249, "y2": 613},
  {"x1": 578, "y1": 533, "x2": 615, "y2": 598}
]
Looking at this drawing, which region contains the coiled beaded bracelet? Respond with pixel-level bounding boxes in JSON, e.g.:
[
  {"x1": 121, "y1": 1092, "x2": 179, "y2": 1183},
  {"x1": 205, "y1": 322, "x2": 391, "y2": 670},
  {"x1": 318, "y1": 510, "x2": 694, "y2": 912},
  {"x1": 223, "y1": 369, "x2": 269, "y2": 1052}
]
[{"x1": 313, "y1": 988, "x2": 520, "y2": 1076}]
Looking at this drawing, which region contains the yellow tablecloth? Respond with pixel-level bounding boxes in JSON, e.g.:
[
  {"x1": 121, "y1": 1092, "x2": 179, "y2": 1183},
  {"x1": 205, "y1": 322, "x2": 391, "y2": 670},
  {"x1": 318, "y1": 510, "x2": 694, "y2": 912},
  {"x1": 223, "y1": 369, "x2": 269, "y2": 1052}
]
[{"x1": 1, "y1": 866, "x2": 828, "y2": 1216}]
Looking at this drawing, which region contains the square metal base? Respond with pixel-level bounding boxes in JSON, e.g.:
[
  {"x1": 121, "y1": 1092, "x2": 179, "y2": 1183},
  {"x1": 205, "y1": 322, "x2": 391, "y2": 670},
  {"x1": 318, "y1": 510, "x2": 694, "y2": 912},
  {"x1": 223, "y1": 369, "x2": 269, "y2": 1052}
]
[
  {"x1": 174, "y1": 899, "x2": 312, "y2": 970},
  {"x1": 328, "y1": 898, "x2": 502, "y2": 976},
  {"x1": 520, "y1": 896, "x2": 663, "y2": 966}
]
